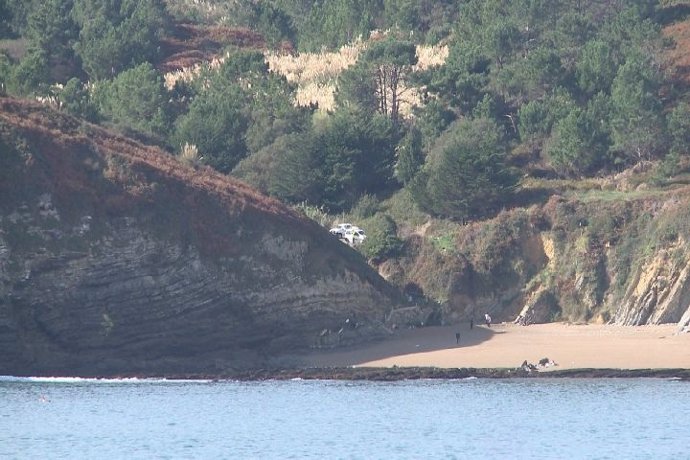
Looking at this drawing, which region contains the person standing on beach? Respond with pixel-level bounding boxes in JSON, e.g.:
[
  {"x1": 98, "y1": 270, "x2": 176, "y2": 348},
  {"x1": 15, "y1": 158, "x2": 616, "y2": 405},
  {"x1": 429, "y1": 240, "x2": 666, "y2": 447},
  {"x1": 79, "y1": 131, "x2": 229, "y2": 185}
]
[
  {"x1": 470, "y1": 318, "x2": 474, "y2": 329},
  {"x1": 485, "y1": 313, "x2": 492, "y2": 328},
  {"x1": 455, "y1": 332, "x2": 461, "y2": 344}
]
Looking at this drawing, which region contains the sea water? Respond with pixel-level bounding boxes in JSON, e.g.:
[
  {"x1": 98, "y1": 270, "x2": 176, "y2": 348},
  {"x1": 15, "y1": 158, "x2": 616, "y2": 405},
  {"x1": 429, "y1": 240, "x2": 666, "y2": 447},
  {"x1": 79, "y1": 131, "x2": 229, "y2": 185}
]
[{"x1": 1, "y1": 376, "x2": 689, "y2": 459}]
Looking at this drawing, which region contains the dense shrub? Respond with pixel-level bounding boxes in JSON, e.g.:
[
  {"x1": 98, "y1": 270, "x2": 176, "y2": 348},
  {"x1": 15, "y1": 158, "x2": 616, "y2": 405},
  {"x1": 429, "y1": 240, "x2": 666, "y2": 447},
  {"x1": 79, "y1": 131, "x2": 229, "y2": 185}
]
[
  {"x1": 412, "y1": 117, "x2": 517, "y2": 221},
  {"x1": 173, "y1": 83, "x2": 248, "y2": 173},
  {"x1": 72, "y1": 0, "x2": 169, "y2": 79},
  {"x1": 457, "y1": 209, "x2": 531, "y2": 277},
  {"x1": 351, "y1": 194, "x2": 380, "y2": 220},
  {"x1": 60, "y1": 77, "x2": 99, "y2": 122},
  {"x1": 93, "y1": 63, "x2": 170, "y2": 139},
  {"x1": 360, "y1": 214, "x2": 404, "y2": 261}
]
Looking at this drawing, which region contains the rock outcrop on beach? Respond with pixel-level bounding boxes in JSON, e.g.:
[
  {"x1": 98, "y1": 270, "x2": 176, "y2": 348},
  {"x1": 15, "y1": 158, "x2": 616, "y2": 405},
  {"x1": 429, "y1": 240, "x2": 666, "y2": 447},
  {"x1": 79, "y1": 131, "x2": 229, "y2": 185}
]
[{"x1": 0, "y1": 98, "x2": 400, "y2": 376}]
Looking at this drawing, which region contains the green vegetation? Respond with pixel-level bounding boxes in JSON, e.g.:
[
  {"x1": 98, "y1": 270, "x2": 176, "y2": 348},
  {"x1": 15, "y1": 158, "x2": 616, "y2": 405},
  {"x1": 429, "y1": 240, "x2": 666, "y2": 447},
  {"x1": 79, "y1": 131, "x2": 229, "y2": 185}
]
[
  {"x1": 337, "y1": 35, "x2": 418, "y2": 125},
  {"x1": 93, "y1": 63, "x2": 171, "y2": 139},
  {"x1": 359, "y1": 213, "x2": 404, "y2": 261},
  {"x1": 4, "y1": 0, "x2": 690, "y2": 315},
  {"x1": 411, "y1": 116, "x2": 517, "y2": 221},
  {"x1": 72, "y1": 0, "x2": 170, "y2": 80},
  {"x1": 3, "y1": 1, "x2": 685, "y2": 186}
]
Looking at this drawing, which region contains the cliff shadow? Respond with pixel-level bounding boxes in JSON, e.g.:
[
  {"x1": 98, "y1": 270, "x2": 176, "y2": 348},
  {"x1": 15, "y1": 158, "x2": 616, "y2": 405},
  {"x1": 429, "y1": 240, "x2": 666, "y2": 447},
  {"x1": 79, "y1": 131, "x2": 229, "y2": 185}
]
[{"x1": 296, "y1": 324, "x2": 497, "y2": 368}]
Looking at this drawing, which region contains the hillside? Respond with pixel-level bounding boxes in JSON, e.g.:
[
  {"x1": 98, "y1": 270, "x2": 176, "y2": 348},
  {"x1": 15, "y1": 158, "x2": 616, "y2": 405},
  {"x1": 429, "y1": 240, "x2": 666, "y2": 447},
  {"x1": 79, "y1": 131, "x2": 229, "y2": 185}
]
[
  {"x1": 386, "y1": 184, "x2": 690, "y2": 333},
  {"x1": 2, "y1": 1, "x2": 690, "y2": 378},
  {"x1": 0, "y1": 97, "x2": 402, "y2": 376},
  {"x1": 367, "y1": 8, "x2": 690, "y2": 332}
]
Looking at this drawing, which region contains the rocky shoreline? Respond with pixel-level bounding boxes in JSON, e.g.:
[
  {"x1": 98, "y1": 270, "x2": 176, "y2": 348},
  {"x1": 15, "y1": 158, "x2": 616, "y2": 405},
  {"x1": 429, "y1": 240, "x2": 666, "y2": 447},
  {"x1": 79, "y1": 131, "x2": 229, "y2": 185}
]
[
  {"x1": 9, "y1": 367, "x2": 690, "y2": 381},
  {"x1": 225, "y1": 367, "x2": 690, "y2": 381}
]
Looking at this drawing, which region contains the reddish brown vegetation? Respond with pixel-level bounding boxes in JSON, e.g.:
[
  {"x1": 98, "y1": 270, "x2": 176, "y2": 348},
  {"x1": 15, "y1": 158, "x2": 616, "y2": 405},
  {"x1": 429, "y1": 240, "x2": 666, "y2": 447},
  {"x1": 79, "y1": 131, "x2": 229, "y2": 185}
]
[
  {"x1": 0, "y1": 97, "x2": 319, "y2": 256},
  {"x1": 663, "y1": 15, "x2": 690, "y2": 96},
  {"x1": 158, "y1": 23, "x2": 266, "y2": 72}
]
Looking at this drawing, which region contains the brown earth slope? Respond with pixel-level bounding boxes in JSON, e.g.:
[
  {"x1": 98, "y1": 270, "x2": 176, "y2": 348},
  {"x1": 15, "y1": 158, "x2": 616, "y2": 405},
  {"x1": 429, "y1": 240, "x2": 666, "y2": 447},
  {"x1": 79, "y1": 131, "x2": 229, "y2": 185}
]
[
  {"x1": 157, "y1": 23, "x2": 266, "y2": 73},
  {"x1": 0, "y1": 97, "x2": 401, "y2": 376}
]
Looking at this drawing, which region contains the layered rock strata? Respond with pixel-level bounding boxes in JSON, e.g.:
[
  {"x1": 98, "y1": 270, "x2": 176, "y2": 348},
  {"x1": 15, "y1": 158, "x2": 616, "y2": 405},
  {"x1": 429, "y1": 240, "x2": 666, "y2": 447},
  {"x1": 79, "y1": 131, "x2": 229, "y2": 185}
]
[{"x1": 0, "y1": 98, "x2": 400, "y2": 375}]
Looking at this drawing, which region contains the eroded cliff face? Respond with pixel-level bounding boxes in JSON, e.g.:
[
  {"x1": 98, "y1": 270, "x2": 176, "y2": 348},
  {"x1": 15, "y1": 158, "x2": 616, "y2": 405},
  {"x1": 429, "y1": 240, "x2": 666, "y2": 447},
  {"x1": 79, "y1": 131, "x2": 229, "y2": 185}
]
[
  {"x1": 612, "y1": 239, "x2": 690, "y2": 329},
  {"x1": 402, "y1": 197, "x2": 690, "y2": 333},
  {"x1": 0, "y1": 98, "x2": 400, "y2": 375}
]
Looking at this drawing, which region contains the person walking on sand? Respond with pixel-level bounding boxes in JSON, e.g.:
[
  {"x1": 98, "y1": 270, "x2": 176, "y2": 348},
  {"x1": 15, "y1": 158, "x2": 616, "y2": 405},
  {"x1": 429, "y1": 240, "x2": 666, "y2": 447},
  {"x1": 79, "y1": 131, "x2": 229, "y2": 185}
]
[
  {"x1": 455, "y1": 332, "x2": 461, "y2": 344},
  {"x1": 484, "y1": 313, "x2": 492, "y2": 328}
]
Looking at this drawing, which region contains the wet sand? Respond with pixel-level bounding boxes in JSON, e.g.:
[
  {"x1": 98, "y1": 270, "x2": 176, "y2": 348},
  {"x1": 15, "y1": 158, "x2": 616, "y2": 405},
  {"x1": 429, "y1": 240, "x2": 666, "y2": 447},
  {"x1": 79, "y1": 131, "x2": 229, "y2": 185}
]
[{"x1": 303, "y1": 323, "x2": 690, "y2": 370}]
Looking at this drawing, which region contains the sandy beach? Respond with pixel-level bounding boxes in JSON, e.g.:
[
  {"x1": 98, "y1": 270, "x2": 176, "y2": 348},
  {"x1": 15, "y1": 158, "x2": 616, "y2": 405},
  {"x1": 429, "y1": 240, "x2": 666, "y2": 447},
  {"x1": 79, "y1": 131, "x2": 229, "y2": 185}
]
[{"x1": 303, "y1": 323, "x2": 690, "y2": 370}]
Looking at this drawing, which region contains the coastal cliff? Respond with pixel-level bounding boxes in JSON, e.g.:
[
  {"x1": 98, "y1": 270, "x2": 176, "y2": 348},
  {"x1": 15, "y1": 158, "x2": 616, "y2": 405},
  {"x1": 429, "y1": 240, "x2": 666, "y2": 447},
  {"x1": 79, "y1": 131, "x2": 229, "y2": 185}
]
[
  {"x1": 0, "y1": 98, "x2": 400, "y2": 375},
  {"x1": 2, "y1": 96, "x2": 688, "y2": 379},
  {"x1": 394, "y1": 192, "x2": 690, "y2": 333}
]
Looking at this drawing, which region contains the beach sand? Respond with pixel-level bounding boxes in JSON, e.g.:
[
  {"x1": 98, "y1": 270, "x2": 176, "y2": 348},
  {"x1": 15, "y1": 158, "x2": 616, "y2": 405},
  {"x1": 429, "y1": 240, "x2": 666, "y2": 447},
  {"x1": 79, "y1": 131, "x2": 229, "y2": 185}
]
[{"x1": 303, "y1": 323, "x2": 690, "y2": 370}]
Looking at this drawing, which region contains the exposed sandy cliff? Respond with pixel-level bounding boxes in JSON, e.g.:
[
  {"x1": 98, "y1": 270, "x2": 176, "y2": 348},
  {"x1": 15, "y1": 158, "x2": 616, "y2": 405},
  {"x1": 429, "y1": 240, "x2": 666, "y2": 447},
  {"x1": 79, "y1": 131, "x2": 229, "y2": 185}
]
[{"x1": 398, "y1": 195, "x2": 690, "y2": 333}]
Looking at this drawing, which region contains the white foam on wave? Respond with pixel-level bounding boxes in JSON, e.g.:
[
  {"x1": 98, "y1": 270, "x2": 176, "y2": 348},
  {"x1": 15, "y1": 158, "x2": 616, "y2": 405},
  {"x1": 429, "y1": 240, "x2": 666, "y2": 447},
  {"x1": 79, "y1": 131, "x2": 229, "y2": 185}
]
[{"x1": 0, "y1": 375, "x2": 213, "y2": 384}]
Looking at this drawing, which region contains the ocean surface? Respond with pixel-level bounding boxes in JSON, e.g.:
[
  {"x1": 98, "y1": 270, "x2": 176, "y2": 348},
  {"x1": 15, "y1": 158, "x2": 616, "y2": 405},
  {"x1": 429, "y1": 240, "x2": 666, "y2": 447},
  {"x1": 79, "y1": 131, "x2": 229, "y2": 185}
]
[{"x1": 1, "y1": 376, "x2": 689, "y2": 459}]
